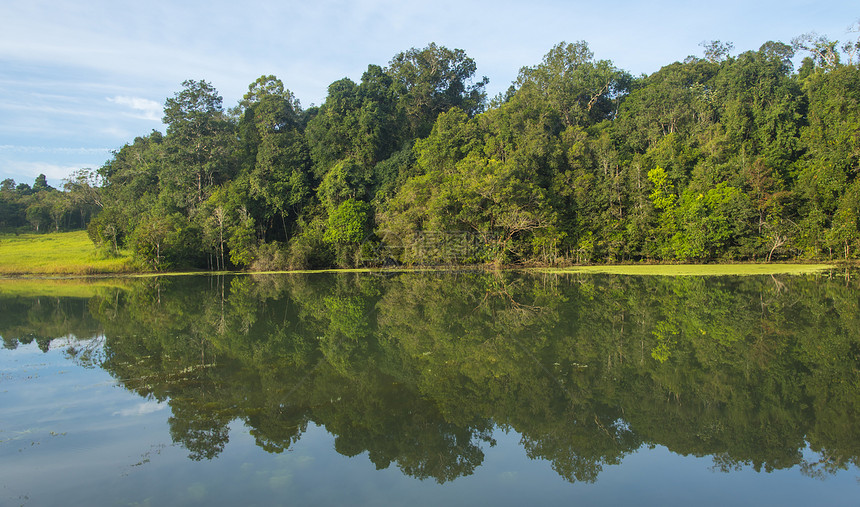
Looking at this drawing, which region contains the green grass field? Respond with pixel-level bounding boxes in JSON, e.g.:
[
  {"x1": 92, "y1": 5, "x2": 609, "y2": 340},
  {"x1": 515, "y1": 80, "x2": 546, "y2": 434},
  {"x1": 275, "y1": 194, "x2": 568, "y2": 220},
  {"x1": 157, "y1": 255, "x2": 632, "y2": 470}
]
[{"x1": 0, "y1": 230, "x2": 136, "y2": 276}]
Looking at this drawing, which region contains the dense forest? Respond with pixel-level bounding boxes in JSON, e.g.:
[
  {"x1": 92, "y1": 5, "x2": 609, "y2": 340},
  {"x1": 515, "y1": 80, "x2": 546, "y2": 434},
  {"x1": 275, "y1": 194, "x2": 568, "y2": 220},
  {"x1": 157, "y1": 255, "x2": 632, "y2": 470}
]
[{"x1": 3, "y1": 29, "x2": 860, "y2": 270}]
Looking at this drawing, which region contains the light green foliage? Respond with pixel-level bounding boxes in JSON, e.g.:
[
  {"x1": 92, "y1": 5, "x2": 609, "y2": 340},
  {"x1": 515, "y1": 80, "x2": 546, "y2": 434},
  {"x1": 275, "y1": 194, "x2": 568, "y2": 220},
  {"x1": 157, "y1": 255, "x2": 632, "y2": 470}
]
[
  {"x1": 646, "y1": 167, "x2": 677, "y2": 257},
  {"x1": 317, "y1": 159, "x2": 369, "y2": 211},
  {"x1": 647, "y1": 165, "x2": 755, "y2": 260},
  {"x1": 413, "y1": 107, "x2": 476, "y2": 174},
  {"x1": 671, "y1": 183, "x2": 753, "y2": 260},
  {"x1": 827, "y1": 180, "x2": 860, "y2": 258},
  {"x1": 651, "y1": 319, "x2": 679, "y2": 363},
  {"x1": 647, "y1": 167, "x2": 676, "y2": 211},
  {"x1": 324, "y1": 198, "x2": 370, "y2": 245},
  {"x1": 228, "y1": 213, "x2": 256, "y2": 267}
]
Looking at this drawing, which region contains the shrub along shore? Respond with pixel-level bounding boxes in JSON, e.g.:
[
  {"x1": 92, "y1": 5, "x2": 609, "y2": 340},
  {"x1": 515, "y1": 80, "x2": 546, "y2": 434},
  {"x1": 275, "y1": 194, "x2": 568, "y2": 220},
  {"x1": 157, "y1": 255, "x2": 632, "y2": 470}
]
[{"x1": 0, "y1": 231, "x2": 840, "y2": 278}]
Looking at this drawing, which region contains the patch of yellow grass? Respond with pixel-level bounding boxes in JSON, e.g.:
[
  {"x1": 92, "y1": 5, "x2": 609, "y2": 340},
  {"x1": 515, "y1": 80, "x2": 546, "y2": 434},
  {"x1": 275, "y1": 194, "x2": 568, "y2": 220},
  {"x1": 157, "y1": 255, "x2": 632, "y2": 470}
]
[
  {"x1": 0, "y1": 231, "x2": 135, "y2": 275},
  {"x1": 0, "y1": 278, "x2": 134, "y2": 298},
  {"x1": 537, "y1": 263, "x2": 837, "y2": 276}
]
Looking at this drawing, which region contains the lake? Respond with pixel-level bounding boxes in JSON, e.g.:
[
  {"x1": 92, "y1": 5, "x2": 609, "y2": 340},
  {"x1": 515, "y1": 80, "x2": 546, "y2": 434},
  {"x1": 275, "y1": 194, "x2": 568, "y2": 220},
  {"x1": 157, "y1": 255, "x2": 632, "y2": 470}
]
[{"x1": 1, "y1": 270, "x2": 858, "y2": 506}]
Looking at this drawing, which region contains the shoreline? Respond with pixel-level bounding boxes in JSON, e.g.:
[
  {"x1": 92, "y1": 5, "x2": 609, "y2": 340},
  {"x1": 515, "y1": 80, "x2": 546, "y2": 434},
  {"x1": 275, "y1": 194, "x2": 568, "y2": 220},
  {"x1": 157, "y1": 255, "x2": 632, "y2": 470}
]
[
  {"x1": 0, "y1": 261, "x2": 844, "y2": 281},
  {"x1": 0, "y1": 230, "x2": 849, "y2": 280}
]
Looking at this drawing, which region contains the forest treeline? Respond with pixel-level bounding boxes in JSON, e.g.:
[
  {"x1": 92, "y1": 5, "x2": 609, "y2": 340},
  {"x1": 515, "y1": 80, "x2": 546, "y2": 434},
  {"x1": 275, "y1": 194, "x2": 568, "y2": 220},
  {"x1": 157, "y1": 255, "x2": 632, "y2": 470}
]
[
  {"x1": 3, "y1": 30, "x2": 860, "y2": 270},
  {"x1": 0, "y1": 171, "x2": 100, "y2": 233}
]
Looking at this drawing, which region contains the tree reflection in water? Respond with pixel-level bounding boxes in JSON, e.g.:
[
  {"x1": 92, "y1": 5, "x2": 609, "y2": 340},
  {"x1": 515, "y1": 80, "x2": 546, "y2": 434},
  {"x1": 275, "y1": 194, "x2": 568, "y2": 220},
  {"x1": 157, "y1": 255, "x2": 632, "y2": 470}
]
[{"x1": 2, "y1": 269, "x2": 858, "y2": 483}]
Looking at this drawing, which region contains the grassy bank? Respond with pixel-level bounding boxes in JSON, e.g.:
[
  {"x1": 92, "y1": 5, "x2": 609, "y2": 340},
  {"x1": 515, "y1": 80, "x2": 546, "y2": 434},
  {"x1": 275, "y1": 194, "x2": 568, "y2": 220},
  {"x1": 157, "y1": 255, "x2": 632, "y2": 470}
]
[{"x1": 0, "y1": 231, "x2": 136, "y2": 276}]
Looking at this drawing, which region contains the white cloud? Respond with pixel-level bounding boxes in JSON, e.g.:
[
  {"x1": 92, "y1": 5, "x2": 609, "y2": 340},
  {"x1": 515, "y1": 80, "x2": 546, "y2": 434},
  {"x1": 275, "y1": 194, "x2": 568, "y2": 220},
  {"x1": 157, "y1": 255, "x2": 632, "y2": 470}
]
[
  {"x1": 107, "y1": 96, "x2": 162, "y2": 121},
  {"x1": 0, "y1": 145, "x2": 111, "y2": 154},
  {"x1": 99, "y1": 126, "x2": 135, "y2": 141},
  {"x1": 11, "y1": 161, "x2": 91, "y2": 181},
  {"x1": 0, "y1": 159, "x2": 107, "y2": 186},
  {"x1": 114, "y1": 400, "x2": 167, "y2": 417}
]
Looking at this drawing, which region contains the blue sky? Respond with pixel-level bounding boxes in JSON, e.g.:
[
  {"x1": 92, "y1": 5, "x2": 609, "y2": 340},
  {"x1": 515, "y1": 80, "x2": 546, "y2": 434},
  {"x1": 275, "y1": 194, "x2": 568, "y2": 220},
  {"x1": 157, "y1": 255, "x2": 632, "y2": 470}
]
[{"x1": 1, "y1": 0, "x2": 857, "y2": 187}]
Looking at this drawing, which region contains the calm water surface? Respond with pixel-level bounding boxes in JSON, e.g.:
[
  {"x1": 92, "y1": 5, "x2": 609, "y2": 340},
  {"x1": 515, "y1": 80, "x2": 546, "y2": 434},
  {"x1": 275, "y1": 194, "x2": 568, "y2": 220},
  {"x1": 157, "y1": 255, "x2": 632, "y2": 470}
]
[{"x1": 1, "y1": 271, "x2": 859, "y2": 506}]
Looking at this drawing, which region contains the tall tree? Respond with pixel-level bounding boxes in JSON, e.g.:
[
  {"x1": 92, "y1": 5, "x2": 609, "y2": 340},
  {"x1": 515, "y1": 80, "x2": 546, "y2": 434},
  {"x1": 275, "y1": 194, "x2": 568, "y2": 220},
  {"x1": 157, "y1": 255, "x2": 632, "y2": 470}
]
[
  {"x1": 387, "y1": 43, "x2": 488, "y2": 138},
  {"x1": 162, "y1": 80, "x2": 236, "y2": 210},
  {"x1": 515, "y1": 41, "x2": 631, "y2": 129},
  {"x1": 32, "y1": 173, "x2": 53, "y2": 193},
  {"x1": 62, "y1": 169, "x2": 103, "y2": 228},
  {"x1": 237, "y1": 75, "x2": 312, "y2": 241}
]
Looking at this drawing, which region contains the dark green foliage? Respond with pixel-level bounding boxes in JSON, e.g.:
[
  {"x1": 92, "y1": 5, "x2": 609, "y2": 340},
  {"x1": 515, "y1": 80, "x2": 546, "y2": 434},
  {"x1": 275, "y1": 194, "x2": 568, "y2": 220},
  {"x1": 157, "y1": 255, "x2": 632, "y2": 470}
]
[
  {"x1": 130, "y1": 210, "x2": 203, "y2": 270},
  {"x1": 70, "y1": 33, "x2": 860, "y2": 269},
  {"x1": 387, "y1": 43, "x2": 488, "y2": 138},
  {"x1": 515, "y1": 41, "x2": 631, "y2": 129},
  {"x1": 0, "y1": 173, "x2": 95, "y2": 233},
  {"x1": 161, "y1": 80, "x2": 237, "y2": 210}
]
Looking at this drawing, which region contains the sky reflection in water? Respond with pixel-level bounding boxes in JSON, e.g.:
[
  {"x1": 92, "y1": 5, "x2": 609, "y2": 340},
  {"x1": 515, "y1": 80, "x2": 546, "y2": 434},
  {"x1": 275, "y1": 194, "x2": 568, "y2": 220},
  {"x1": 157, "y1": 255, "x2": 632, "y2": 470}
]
[{"x1": 1, "y1": 271, "x2": 859, "y2": 506}]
